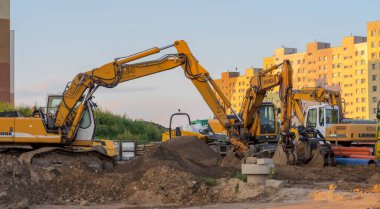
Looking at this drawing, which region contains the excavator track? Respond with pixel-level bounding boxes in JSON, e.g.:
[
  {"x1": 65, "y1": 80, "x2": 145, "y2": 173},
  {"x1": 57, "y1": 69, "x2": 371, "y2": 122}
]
[{"x1": 18, "y1": 147, "x2": 115, "y2": 171}]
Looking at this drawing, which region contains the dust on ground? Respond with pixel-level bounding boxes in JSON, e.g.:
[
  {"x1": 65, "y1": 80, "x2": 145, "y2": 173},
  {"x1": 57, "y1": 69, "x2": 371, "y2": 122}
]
[{"x1": 1, "y1": 137, "x2": 380, "y2": 208}]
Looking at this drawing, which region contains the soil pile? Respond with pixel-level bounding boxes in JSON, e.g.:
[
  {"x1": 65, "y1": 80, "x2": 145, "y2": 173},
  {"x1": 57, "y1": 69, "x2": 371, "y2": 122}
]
[
  {"x1": 118, "y1": 137, "x2": 235, "y2": 179},
  {"x1": 274, "y1": 165, "x2": 379, "y2": 182},
  {"x1": 0, "y1": 154, "x2": 49, "y2": 206},
  {"x1": 0, "y1": 138, "x2": 240, "y2": 207}
]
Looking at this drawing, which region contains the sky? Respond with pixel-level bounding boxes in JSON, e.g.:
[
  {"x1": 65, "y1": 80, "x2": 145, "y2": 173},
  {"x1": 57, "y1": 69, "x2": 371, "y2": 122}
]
[{"x1": 10, "y1": 0, "x2": 380, "y2": 127}]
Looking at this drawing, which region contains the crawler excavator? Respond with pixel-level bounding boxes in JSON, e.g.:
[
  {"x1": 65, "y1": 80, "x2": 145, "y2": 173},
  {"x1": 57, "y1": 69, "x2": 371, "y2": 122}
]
[
  {"x1": 206, "y1": 61, "x2": 340, "y2": 167},
  {"x1": 0, "y1": 40, "x2": 248, "y2": 169}
]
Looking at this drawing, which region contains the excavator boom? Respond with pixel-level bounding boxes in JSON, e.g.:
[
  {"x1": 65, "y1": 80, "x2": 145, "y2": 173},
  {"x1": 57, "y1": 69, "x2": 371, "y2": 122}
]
[{"x1": 54, "y1": 40, "x2": 242, "y2": 148}]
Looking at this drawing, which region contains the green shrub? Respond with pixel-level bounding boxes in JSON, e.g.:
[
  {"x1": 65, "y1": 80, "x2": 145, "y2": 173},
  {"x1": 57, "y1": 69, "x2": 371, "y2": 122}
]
[
  {"x1": 0, "y1": 102, "x2": 33, "y2": 116},
  {"x1": 200, "y1": 177, "x2": 217, "y2": 187},
  {"x1": 234, "y1": 172, "x2": 247, "y2": 183},
  {"x1": 94, "y1": 108, "x2": 165, "y2": 144}
]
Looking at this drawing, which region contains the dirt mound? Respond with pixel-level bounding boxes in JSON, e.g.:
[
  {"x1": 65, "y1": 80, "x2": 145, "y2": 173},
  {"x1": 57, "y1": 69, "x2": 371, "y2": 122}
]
[
  {"x1": 0, "y1": 138, "x2": 240, "y2": 207},
  {"x1": 274, "y1": 165, "x2": 379, "y2": 183},
  {"x1": 367, "y1": 173, "x2": 380, "y2": 184},
  {"x1": 0, "y1": 154, "x2": 49, "y2": 206},
  {"x1": 119, "y1": 137, "x2": 235, "y2": 179}
]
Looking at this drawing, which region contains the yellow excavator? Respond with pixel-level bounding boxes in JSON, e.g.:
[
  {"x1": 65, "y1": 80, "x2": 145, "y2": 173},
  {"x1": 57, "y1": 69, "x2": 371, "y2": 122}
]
[{"x1": 0, "y1": 40, "x2": 249, "y2": 169}]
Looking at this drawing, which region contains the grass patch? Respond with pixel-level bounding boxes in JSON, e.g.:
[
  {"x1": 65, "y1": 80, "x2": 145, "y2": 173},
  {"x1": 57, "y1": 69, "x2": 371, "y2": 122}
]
[
  {"x1": 234, "y1": 172, "x2": 247, "y2": 183},
  {"x1": 200, "y1": 177, "x2": 217, "y2": 186}
]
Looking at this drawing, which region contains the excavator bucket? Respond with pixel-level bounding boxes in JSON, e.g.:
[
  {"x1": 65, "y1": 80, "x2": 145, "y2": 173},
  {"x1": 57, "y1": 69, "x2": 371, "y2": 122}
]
[
  {"x1": 272, "y1": 144, "x2": 296, "y2": 166},
  {"x1": 273, "y1": 140, "x2": 336, "y2": 167},
  {"x1": 306, "y1": 146, "x2": 325, "y2": 167},
  {"x1": 220, "y1": 149, "x2": 242, "y2": 169}
]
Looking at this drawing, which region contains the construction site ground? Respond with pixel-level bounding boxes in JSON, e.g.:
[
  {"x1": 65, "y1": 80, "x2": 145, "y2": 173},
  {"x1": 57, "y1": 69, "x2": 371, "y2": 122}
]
[{"x1": 1, "y1": 138, "x2": 380, "y2": 209}]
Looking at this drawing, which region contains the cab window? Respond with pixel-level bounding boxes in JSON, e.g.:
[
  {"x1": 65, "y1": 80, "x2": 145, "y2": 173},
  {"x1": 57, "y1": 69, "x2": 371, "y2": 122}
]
[
  {"x1": 79, "y1": 109, "x2": 91, "y2": 129},
  {"x1": 319, "y1": 107, "x2": 324, "y2": 126},
  {"x1": 306, "y1": 109, "x2": 317, "y2": 128},
  {"x1": 326, "y1": 109, "x2": 339, "y2": 124}
]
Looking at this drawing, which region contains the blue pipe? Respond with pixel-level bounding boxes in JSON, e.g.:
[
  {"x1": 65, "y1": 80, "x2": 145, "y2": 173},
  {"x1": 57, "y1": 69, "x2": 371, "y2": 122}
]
[{"x1": 335, "y1": 157, "x2": 377, "y2": 166}]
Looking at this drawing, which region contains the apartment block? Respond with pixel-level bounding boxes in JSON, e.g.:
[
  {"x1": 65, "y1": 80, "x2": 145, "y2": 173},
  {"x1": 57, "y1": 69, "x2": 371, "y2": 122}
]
[
  {"x1": 367, "y1": 21, "x2": 380, "y2": 120},
  {"x1": 214, "y1": 20, "x2": 380, "y2": 120},
  {"x1": 214, "y1": 68, "x2": 262, "y2": 114}
]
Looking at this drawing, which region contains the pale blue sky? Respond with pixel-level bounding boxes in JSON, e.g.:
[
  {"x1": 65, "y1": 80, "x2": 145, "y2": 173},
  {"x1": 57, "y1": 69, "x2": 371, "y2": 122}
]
[{"x1": 11, "y1": 0, "x2": 380, "y2": 126}]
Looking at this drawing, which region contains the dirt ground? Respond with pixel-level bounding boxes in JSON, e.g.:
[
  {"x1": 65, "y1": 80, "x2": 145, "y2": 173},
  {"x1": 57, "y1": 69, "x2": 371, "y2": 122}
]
[{"x1": 1, "y1": 137, "x2": 380, "y2": 209}]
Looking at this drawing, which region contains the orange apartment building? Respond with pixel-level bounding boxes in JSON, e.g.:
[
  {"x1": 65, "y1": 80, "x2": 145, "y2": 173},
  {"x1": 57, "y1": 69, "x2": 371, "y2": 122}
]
[
  {"x1": 214, "y1": 68, "x2": 262, "y2": 114},
  {"x1": 215, "y1": 20, "x2": 380, "y2": 120}
]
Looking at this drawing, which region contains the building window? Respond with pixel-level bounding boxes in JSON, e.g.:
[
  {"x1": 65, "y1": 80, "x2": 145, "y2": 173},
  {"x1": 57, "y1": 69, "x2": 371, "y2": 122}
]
[
  {"x1": 361, "y1": 50, "x2": 365, "y2": 55},
  {"x1": 355, "y1": 79, "x2": 359, "y2": 84},
  {"x1": 373, "y1": 97, "x2": 377, "y2": 103},
  {"x1": 372, "y1": 53, "x2": 377, "y2": 59},
  {"x1": 371, "y1": 30, "x2": 376, "y2": 37},
  {"x1": 374, "y1": 108, "x2": 377, "y2": 114},
  {"x1": 373, "y1": 86, "x2": 377, "y2": 92},
  {"x1": 361, "y1": 60, "x2": 365, "y2": 65},
  {"x1": 373, "y1": 63, "x2": 376, "y2": 70},
  {"x1": 361, "y1": 79, "x2": 365, "y2": 84},
  {"x1": 361, "y1": 69, "x2": 365, "y2": 74},
  {"x1": 362, "y1": 88, "x2": 366, "y2": 93},
  {"x1": 372, "y1": 41, "x2": 377, "y2": 48},
  {"x1": 362, "y1": 98, "x2": 366, "y2": 103},
  {"x1": 355, "y1": 51, "x2": 358, "y2": 56},
  {"x1": 362, "y1": 107, "x2": 366, "y2": 112},
  {"x1": 356, "y1": 98, "x2": 360, "y2": 103},
  {"x1": 373, "y1": 75, "x2": 377, "y2": 81}
]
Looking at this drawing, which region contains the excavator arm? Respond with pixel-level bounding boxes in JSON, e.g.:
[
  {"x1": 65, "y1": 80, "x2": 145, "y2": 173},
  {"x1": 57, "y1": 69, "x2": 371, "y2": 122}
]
[
  {"x1": 239, "y1": 61, "x2": 292, "y2": 140},
  {"x1": 54, "y1": 40, "x2": 241, "y2": 144},
  {"x1": 291, "y1": 87, "x2": 344, "y2": 124}
]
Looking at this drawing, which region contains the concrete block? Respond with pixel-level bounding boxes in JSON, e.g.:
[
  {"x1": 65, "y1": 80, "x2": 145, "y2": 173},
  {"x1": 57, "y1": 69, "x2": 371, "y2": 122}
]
[
  {"x1": 241, "y1": 163, "x2": 274, "y2": 175},
  {"x1": 257, "y1": 158, "x2": 273, "y2": 165},
  {"x1": 265, "y1": 179, "x2": 284, "y2": 188},
  {"x1": 247, "y1": 174, "x2": 267, "y2": 185},
  {"x1": 245, "y1": 157, "x2": 257, "y2": 164}
]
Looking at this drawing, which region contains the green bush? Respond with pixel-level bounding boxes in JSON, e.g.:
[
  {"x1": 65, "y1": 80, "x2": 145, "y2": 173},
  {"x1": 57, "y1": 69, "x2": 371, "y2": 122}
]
[
  {"x1": 199, "y1": 177, "x2": 217, "y2": 187},
  {"x1": 0, "y1": 102, "x2": 33, "y2": 116},
  {"x1": 234, "y1": 172, "x2": 247, "y2": 183},
  {"x1": 94, "y1": 108, "x2": 165, "y2": 144}
]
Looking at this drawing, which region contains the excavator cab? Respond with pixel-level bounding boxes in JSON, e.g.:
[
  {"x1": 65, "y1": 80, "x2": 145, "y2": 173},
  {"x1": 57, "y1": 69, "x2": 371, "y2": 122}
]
[{"x1": 254, "y1": 102, "x2": 279, "y2": 143}]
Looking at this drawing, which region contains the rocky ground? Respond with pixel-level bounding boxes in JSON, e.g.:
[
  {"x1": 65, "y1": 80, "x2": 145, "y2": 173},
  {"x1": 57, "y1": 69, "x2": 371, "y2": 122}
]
[{"x1": 0, "y1": 138, "x2": 380, "y2": 209}]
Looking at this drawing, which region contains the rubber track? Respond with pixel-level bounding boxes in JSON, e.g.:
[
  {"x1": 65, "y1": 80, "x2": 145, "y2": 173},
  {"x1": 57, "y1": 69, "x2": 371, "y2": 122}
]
[
  {"x1": 19, "y1": 147, "x2": 114, "y2": 165},
  {"x1": 19, "y1": 147, "x2": 59, "y2": 164}
]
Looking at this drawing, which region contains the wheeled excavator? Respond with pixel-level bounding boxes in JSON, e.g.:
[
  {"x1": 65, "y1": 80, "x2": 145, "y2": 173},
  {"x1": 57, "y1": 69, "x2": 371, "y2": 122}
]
[{"x1": 0, "y1": 40, "x2": 249, "y2": 168}]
